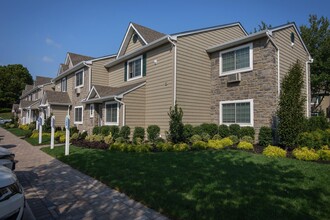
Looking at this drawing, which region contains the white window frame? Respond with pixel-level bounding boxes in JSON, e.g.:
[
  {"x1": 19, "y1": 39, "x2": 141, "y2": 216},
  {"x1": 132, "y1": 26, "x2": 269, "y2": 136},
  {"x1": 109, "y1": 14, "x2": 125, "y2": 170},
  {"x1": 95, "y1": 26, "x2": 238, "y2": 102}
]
[
  {"x1": 90, "y1": 104, "x2": 94, "y2": 118},
  {"x1": 219, "y1": 99, "x2": 254, "y2": 127},
  {"x1": 105, "y1": 101, "x2": 119, "y2": 125},
  {"x1": 75, "y1": 70, "x2": 84, "y2": 88},
  {"x1": 74, "y1": 106, "x2": 83, "y2": 124},
  {"x1": 127, "y1": 55, "x2": 143, "y2": 81},
  {"x1": 61, "y1": 77, "x2": 67, "y2": 92},
  {"x1": 219, "y1": 43, "x2": 253, "y2": 76}
]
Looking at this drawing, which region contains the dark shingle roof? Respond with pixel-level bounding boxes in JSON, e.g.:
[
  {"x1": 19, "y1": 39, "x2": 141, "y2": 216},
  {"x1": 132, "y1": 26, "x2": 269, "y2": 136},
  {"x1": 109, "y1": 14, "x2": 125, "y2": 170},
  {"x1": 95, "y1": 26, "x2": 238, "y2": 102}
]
[
  {"x1": 35, "y1": 76, "x2": 52, "y2": 86},
  {"x1": 20, "y1": 100, "x2": 38, "y2": 109},
  {"x1": 93, "y1": 81, "x2": 145, "y2": 98},
  {"x1": 59, "y1": 64, "x2": 69, "y2": 75},
  {"x1": 45, "y1": 91, "x2": 71, "y2": 104},
  {"x1": 21, "y1": 85, "x2": 34, "y2": 97},
  {"x1": 132, "y1": 23, "x2": 165, "y2": 43},
  {"x1": 68, "y1": 52, "x2": 94, "y2": 66}
]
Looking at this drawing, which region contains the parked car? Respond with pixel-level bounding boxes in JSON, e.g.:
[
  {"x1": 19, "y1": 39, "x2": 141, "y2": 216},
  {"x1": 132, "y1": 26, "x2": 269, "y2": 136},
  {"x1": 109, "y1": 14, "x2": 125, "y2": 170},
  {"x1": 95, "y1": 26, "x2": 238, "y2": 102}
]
[
  {"x1": 0, "y1": 166, "x2": 25, "y2": 219},
  {"x1": 0, "y1": 147, "x2": 16, "y2": 170},
  {"x1": 0, "y1": 117, "x2": 11, "y2": 125}
]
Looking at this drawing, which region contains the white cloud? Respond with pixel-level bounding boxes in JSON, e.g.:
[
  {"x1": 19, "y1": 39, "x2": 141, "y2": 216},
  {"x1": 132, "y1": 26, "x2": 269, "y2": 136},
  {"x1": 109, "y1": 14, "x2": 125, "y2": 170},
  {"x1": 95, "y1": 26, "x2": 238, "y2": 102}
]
[
  {"x1": 42, "y1": 56, "x2": 54, "y2": 63},
  {"x1": 45, "y1": 37, "x2": 61, "y2": 48}
]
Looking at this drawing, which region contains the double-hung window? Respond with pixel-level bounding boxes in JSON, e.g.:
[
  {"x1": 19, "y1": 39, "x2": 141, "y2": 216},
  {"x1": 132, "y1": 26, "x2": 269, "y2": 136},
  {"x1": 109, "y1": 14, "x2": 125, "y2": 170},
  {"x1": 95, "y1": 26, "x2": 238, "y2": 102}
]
[
  {"x1": 74, "y1": 106, "x2": 83, "y2": 124},
  {"x1": 75, "y1": 70, "x2": 84, "y2": 87},
  {"x1": 105, "y1": 102, "x2": 118, "y2": 125},
  {"x1": 127, "y1": 56, "x2": 142, "y2": 80},
  {"x1": 220, "y1": 99, "x2": 253, "y2": 126},
  {"x1": 220, "y1": 43, "x2": 253, "y2": 76},
  {"x1": 61, "y1": 77, "x2": 67, "y2": 92}
]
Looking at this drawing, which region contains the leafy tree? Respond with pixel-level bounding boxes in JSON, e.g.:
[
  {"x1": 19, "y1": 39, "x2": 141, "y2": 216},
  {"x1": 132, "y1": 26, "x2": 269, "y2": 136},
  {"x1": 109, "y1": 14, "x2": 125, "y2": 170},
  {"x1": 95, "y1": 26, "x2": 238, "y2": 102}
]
[
  {"x1": 300, "y1": 15, "x2": 330, "y2": 112},
  {"x1": 0, "y1": 64, "x2": 33, "y2": 108},
  {"x1": 277, "y1": 61, "x2": 305, "y2": 148},
  {"x1": 168, "y1": 104, "x2": 184, "y2": 144},
  {"x1": 253, "y1": 21, "x2": 272, "y2": 33}
]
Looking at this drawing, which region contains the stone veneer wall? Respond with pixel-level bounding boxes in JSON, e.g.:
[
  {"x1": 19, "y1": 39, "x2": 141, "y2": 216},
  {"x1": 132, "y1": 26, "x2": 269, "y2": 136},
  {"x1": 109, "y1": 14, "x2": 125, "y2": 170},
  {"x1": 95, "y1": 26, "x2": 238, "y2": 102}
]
[{"x1": 210, "y1": 37, "x2": 278, "y2": 141}]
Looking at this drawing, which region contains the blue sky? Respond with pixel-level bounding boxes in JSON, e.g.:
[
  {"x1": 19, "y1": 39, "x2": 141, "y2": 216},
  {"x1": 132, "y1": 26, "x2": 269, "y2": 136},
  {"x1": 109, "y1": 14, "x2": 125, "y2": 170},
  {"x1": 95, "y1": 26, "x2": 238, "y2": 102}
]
[{"x1": 0, "y1": 0, "x2": 329, "y2": 79}]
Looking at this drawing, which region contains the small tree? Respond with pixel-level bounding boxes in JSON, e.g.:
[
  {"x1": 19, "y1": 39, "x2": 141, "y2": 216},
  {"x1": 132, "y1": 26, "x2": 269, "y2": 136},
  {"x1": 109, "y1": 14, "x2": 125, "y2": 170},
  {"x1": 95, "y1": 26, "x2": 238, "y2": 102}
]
[
  {"x1": 147, "y1": 125, "x2": 160, "y2": 144},
  {"x1": 168, "y1": 104, "x2": 184, "y2": 144},
  {"x1": 277, "y1": 61, "x2": 305, "y2": 148}
]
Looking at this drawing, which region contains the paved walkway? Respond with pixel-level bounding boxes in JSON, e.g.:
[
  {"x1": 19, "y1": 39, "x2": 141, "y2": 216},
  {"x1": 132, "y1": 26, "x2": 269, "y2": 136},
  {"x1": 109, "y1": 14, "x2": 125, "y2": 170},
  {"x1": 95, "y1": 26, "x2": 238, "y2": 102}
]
[{"x1": 0, "y1": 127, "x2": 168, "y2": 220}]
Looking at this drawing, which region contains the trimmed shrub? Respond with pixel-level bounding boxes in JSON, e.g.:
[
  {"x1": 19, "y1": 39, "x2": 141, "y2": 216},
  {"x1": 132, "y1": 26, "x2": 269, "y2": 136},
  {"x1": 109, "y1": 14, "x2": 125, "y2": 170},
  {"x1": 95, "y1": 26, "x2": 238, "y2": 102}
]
[
  {"x1": 147, "y1": 125, "x2": 160, "y2": 144},
  {"x1": 133, "y1": 127, "x2": 145, "y2": 144},
  {"x1": 239, "y1": 127, "x2": 255, "y2": 139},
  {"x1": 115, "y1": 137, "x2": 126, "y2": 144},
  {"x1": 119, "y1": 125, "x2": 131, "y2": 141},
  {"x1": 306, "y1": 116, "x2": 329, "y2": 132},
  {"x1": 55, "y1": 126, "x2": 62, "y2": 132},
  {"x1": 19, "y1": 124, "x2": 29, "y2": 131},
  {"x1": 173, "y1": 143, "x2": 189, "y2": 152},
  {"x1": 79, "y1": 131, "x2": 88, "y2": 140},
  {"x1": 229, "y1": 124, "x2": 240, "y2": 137},
  {"x1": 70, "y1": 127, "x2": 79, "y2": 135},
  {"x1": 296, "y1": 130, "x2": 325, "y2": 149},
  {"x1": 109, "y1": 126, "x2": 120, "y2": 139},
  {"x1": 258, "y1": 126, "x2": 273, "y2": 147},
  {"x1": 104, "y1": 133, "x2": 114, "y2": 145},
  {"x1": 200, "y1": 123, "x2": 218, "y2": 137},
  {"x1": 70, "y1": 133, "x2": 79, "y2": 141},
  {"x1": 133, "y1": 144, "x2": 151, "y2": 153},
  {"x1": 228, "y1": 135, "x2": 239, "y2": 145},
  {"x1": 317, "y1": 146, "x2": 330, "y2": 161},
  {"x1": 9, "y1": 124, "x2": 15, "y2": 128},
  {"x1": 85, "y1": 134, "x2": 104, "y2": 142},
  {"x1": 190, "y1": 134, "x2": 202, "y2": 143},
  {"x1": 93, "y1": 126, "x2": 101, "y2": 135},
  {"x1": 100, "y1": 126, "x2": 110, "y2": 136},
  {"x1": 218, "y1": 124, "x2": 230, "y2": 138},
  {"x1": 201, "y1": 133, "x2": 211, "y2": 142},
  {"x1": 156, "y1": 142, "x2": 173, "y2": 152},
  {"x1": 28, "y1": 122, "x2": 36, "y2": 130},
  {"x1": 219, "y1": 137, "x2": 234, "y2": 147},
  {"x1": 191, "y1": 141, "x2": 208, "y2": 150},
  {"x1": 207, "y1": 140, "x2": 224, "y2": 149},
  {"x1": 241, "y1": 136, "x2": 254, "y2": 144},
  {"x1": 293, "y1": 147, "x2": 320, "y2": 161},
  {"x1": 168, "y1": 104, "x2": 184, "y2": 144},
  {"x1": 237, "y1": 141, "x2": 254, "y2": 151},
  {"x1": 25, "y1": 130, "x2": 32, "y2": 138},
  {"x1": 262, "y1": 145, "x2": 287, "y2": 158},
  {"x1": 183, "y1": 124, "x2": 194, "y2": 141},
  {"x1": 42, "y1": 116, "x2": 51, "y2": 132},
  {"x1": 155, "y1": 137, "x2": 165, "y2": 144},
  {"x1": 193, "y1": 125, "x2": 203, "y2": 136},
  {"x1": 59, "y1": 135, "x2": 66, "y2": 143},
  {"x1": 212, "y1": 134, "x2": 222, "y2": 140}
]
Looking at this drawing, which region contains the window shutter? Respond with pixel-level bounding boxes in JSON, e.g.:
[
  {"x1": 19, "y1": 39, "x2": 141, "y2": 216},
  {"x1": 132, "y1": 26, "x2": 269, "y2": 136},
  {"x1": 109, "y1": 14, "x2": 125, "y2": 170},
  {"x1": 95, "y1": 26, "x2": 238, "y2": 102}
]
[
  {"x1": 143, "y1": 53, "x2": 147, "y2": 77},
  {"x1": 124, "y1": 61, "x2": 127, "y2": 81}
]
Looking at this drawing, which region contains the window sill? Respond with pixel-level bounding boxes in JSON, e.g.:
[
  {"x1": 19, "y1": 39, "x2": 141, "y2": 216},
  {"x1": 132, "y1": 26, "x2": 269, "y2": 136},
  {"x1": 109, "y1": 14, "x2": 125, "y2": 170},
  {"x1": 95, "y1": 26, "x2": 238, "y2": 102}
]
[
  {"x1": 220, "y1": 68, "x2": 252, "y2": 77},
  {"x1": 105, "y1": 122, "x2": 119, "y2": 126},
  {"x1": 74, "y1": 122, "x2": 83, "y2": 125},
  {"x1": 127, "y1": 75, "x2": 142, "y2": 82},
  {"x1": 221, "y1": 123, "x2": 254, "y2": 127}
]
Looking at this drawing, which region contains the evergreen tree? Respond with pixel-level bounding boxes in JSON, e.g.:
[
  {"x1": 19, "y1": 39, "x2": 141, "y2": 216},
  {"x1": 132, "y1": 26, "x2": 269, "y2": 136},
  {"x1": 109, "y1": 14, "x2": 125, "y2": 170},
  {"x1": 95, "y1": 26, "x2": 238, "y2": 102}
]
[
  {"x1": 168, "y1": 104, "x2": 184, "y2": 144},
  {"x1": 277, "y1": 61, "x2": 305, "y2": 148}
]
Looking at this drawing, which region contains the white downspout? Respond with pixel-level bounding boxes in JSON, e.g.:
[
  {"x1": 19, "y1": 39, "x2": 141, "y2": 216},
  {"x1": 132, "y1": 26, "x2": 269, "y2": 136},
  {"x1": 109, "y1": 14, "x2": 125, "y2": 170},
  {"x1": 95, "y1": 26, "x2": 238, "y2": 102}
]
[
  {"x1": 306, "y1": 58, "x2": 314, "y2": 117},
  {"x1": 114, "y1": 96, "x2": 125, "y2": 126},
  {"x1": 167, "y1": 36, "x2": 177, "y2": 106},
  {"x1": 266, "y1": 31, "x2": 280, "y2": 97}
]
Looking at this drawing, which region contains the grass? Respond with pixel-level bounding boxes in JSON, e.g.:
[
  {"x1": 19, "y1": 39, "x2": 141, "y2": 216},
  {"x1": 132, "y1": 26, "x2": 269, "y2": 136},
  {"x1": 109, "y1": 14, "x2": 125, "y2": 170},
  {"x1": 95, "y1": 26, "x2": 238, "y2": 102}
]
[
  {"x1": 25, "y1": 135, "x2": 54, "y2": 146},
  {"x1": 6, "y1": 127, "x2": 30, "y2": 137},
  {"x1": 42, "y1": 146, "x2": 330, "y2": 220},
  {"x1": 0, "y1": 112, "x2": 12, "y2": 119}
]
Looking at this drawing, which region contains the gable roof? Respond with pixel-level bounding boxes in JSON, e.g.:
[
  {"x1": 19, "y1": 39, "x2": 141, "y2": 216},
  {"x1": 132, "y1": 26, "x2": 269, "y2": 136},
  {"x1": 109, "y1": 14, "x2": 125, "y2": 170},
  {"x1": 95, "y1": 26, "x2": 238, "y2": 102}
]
[
  {"x1": 43, "y1": 90, "x2": 71, "y2": 105},
  {"x1": 35, "y1": 76, "x2": 52, "y2": 86},
  {"x1": 84, "y1": 81, "x2": 146, "y2": 104},
  {"x1": 68, "y1": 52, "x2": 94, "y2": 66},
  {"x1": 206, "y1": 23, "x2": 310, "y2": 57},
  {"x1": 117, "y1": 22, "x2": 166, "y2": 58},
  {"x1": 19, "y1": 100, "x2": 39, "y2": 109}
]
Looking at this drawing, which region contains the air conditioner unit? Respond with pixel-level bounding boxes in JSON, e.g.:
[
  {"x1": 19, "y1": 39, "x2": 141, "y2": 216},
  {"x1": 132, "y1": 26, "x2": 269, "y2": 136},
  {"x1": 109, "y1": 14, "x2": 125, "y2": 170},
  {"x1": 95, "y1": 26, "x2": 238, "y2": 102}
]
[
  {"x1": 227, "y1": 73, "x2": 241, "y2": 83},
  {"x1": 75, "y1": 87, "x2": 81, "y2": 94}
]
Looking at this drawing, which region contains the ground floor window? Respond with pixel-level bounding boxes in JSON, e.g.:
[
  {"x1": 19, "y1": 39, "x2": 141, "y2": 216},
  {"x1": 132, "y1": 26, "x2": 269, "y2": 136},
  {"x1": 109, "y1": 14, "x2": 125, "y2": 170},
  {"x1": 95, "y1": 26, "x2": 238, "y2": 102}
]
[
  {"x1": 220, "y1": 99, "x2": 253, "y2": 126},
  {"x1": 74, "y1": 106, "x2": 83, "y2": 124},
  {"x1": 105, "y1": 102, "x2": 118, "y2": 125}
]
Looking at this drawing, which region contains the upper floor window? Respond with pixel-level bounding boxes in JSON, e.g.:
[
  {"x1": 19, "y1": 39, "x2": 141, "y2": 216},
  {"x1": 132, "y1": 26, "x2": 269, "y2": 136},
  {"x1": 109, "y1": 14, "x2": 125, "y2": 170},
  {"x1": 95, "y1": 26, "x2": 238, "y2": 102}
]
[
  {"x1": 127, "y1": 56, "x2": 143, "y2": 81},
  {"x1": 75, "y1": 70, "x2": 84, "y2": 87},
  {"x1": 61, "y1": 77, "x2": 67, "y2": 92},
  {"x1": 220, "y1": 43, "x2": 253, "y2": 76}
]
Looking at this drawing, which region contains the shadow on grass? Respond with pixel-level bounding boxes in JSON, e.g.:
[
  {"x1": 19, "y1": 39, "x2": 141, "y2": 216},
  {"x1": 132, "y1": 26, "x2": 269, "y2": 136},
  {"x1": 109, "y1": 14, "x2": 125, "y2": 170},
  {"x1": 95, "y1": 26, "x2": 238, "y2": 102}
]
[{"x1": 42, "y1": 147, "x2": 330, "y2": 220}]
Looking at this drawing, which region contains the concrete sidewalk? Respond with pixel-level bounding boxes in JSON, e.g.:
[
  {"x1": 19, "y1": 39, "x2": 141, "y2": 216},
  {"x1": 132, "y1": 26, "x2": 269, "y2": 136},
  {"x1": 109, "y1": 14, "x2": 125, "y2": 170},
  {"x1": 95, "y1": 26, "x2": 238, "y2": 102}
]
[{"x1": 0, "y1": 127, "x2": 167, "y2": 220}]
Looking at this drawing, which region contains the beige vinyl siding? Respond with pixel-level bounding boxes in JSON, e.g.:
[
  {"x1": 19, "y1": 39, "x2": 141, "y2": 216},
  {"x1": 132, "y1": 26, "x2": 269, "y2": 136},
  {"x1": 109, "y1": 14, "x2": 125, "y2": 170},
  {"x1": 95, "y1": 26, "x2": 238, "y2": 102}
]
[
  {"x1": 123, "y1": 85, "x2": 146, "y2": 129},
  {"x1": 125, "y1": 33, "x2": 145, "y2": 55},
  {"x1": 51, "y1": 105, "x2": 67, "y2": 127},
  {"x1": 91, "y1": 58, "x2": 115, "y2": 86},
  {"x1": 272, "y1": 26, "x2": 310, "y2": 114},
  {"x1": 176, "y1": 25, "x2": 246, "y2": 125}
]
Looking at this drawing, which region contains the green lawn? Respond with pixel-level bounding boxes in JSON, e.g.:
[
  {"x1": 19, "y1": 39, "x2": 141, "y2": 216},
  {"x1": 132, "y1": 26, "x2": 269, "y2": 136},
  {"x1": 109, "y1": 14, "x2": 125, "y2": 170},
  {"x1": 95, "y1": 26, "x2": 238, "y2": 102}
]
[
  {"x1": 42, "y1": 146, "x2": 330, "y2": 220},
  {"x1": 25, "y1": 135, "x2": 53, "y2": 146},
  {"x1": 6, "y1": 127, "x2": 30, "y2": 137},
  {"x1": 0, "y1": 112, "x2": 12, "y2": 119}
]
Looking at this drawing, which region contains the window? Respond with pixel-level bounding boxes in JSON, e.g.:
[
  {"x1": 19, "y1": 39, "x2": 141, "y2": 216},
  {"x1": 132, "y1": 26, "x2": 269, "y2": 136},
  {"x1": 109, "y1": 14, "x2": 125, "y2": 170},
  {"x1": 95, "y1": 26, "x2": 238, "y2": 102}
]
[
  {"x1": 61, "y1": 77, "x2": 67, "y2": 92},
  {"x1": 220, "y1": 99, "x2": 253, "y2": 126},
  {"x1": 90, "y1": 104, "x2": 94, "y2": 118},
  {"x1": 127, "y1": 56, "x2": 142, "y2": 80},
  {"x1": 74, "y1": 106, "x2": 83, "y2": 124},
  {"x1": 105, "y1": 102, "x2": 118, "y2": 125},
  {"x1": 220, "y1": 43, "x2": 253, "y2": 76},
  {"x1": 75, "y1": 70, "x2": 84, "y2": 87}
]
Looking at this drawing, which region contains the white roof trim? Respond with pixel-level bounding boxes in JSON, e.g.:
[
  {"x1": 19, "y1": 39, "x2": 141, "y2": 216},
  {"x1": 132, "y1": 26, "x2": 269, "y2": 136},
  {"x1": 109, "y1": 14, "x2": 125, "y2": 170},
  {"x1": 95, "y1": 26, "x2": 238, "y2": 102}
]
[
  {"x1": 86, "y1": 86, "x2": 101, "y2": 101},
  {"x1": 90, "y1": 54, "x2": 117, "y2": 63},
  {"x1": 53, "y1": 62, "x2": 86, "y2": 82},
  {"x1": 116, "y1": 23, "x2": 148, "y2": 59}
]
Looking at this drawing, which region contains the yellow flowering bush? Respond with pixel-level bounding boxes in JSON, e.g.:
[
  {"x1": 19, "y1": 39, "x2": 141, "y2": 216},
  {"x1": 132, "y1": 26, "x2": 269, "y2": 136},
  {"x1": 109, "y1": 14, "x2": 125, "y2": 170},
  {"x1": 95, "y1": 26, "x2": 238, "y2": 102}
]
[
  {"x1": 262, "y1": 145, "x2": 287, "y2": 158},
  {"x1": 293, "y1": 147, "x2": 319, "y2": 161},
  {"x1": 207, "y1": 140, "x2": 224, "y2": 149},
  {"x1": 237, "y1": 141, "x2": 254, "y2": 151},
  {"x1": 219, "y1": 137, "x2": 233, "y2": 147},
  {"x1": 317, "y1": 146, "x2": 330, "y2": 161}
]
